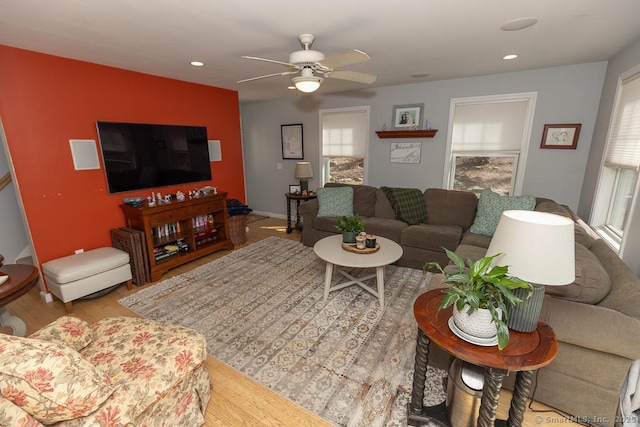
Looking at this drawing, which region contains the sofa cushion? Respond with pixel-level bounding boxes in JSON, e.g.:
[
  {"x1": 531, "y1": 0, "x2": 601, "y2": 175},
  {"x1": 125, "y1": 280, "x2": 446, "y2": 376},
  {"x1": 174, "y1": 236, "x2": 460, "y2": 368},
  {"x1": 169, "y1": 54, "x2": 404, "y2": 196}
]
[
  {"x1": 401, "y1": 224, "x2": 463, "y2": 251},
  {"x1": 29, "y1": 316, "x2": 94, "y2": 352},
  {"x1": 424, "y1": 188, "x2": 478, "y2": 229},
  {"x1": 545, "y1": 243, "x2": 612, "y2": 304},
  {"x1": 0, "y1": 334, "x2": 114, "y2": 424},
  {"x1": 314, "y1": 215, "x2": 341, "y2": 234},
  {"x1": 361, "y1": 217, "x2": 407, "y2": 242},
  {"x1": 470, "y1": 190, "x2": 536, "y2": 236},
  {"x1": 374, "y1": 188, "x2": 396, "y2": 219},
  {"x1": 381, "y1": 187, "x2": 428, "y2": 225},
  {"x1": 325, "y1": 183, "x2": 377, "y2": 217},
  {"x1": 460, "y1": 233, "x2": 492, "y2": 249},
  {"x1": 317, "y1": 186, "x2": 354, "y2": 217}
]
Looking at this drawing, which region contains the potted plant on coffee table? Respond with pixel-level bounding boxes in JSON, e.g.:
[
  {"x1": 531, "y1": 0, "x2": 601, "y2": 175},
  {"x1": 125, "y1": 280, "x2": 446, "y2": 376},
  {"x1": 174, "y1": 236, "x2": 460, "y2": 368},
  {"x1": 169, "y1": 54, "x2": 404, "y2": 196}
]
[
  {"x1": 336, "y1": 214, "x2": 365, "y2": 244},
  {"x1": 424, "y1": 248, "x2": 533, "y2": 350}
]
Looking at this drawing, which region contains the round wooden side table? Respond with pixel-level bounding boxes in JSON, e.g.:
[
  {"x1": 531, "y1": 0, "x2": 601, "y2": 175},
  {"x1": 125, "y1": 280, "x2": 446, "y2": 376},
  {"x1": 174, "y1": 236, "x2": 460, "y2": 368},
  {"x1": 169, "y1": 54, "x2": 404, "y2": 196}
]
[
  {"x1": 408, "y1": 289, "x2": 558, "y2": 427},
  {"x1": 0, "y1": 263, "x2": 40, "y2": 336}
]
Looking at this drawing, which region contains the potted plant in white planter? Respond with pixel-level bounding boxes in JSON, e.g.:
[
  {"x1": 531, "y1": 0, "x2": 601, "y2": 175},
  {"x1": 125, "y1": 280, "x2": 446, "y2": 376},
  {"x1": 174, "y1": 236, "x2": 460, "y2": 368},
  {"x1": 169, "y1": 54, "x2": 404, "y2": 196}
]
[
  {"x1": 336, "y1": 214, "x2": 364, "y2": 244},
  {"x1": 424, "y1": 248, "x2": 533, "y2": 350}
]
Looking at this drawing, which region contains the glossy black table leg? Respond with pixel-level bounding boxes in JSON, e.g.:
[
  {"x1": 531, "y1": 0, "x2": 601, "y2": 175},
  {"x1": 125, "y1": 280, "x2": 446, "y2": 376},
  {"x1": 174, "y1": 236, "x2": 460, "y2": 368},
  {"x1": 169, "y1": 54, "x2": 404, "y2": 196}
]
[
  {"x1": 286, "y1": 198, "x2": 293, "y2": 233},
  {"x1": 408, "y1": 329, "x2": 449, "y2": 426}
]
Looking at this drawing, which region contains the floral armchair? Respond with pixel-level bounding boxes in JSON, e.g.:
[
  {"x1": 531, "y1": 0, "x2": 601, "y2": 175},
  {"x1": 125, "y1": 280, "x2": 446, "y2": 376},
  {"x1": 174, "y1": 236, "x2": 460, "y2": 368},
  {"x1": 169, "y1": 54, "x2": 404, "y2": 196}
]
[{"x1": 0, "y1": 316, "x2": 211, "y2": 426}]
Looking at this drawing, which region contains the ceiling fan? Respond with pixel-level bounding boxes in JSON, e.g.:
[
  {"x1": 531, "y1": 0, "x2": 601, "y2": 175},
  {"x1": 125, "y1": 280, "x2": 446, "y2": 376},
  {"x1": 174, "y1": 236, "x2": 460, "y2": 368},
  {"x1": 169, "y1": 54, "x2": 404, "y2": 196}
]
[{"x1": 237, "y1": 33, "x2": 377, "y2": 93}]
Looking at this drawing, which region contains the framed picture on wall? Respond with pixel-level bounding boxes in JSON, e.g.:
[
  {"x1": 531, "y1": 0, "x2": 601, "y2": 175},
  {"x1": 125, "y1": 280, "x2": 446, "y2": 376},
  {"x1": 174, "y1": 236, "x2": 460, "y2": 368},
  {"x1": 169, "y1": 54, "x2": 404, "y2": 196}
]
[
  {"x1": 391, "y1": 103, "x2": 424, "y2": 130},
  {"x1": 281, "y1": 124, "x2": 304, "y2": 159},
  {"x1": 390, "y1": 142, "x2": 422, "y2": 164},
  {"x1": 540, "y1": 124, "x2": 581, "y2": 149}
]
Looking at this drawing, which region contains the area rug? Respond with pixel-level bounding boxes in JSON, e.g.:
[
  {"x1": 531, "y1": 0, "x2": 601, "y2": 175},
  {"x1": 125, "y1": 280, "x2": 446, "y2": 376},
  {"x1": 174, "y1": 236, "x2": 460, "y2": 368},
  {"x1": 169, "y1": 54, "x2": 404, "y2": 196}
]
[{"x1": 119, "y1": 236, "x2": 446, "y2": 426}]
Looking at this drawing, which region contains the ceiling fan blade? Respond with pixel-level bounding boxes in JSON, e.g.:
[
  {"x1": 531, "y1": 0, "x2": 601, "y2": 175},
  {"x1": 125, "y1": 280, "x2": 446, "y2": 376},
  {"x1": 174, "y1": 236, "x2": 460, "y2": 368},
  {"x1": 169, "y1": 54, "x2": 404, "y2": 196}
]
[
  {"x1": 242, "y1": 56, "x2": 299, "y2": 69},
  {"x1": 237, "y1": 70, "x2": 299, "y2": 83},
  {"x1": 328, "y1": 70, "x2": 377, "y2": 84},
  {"x1": 319, "y1": 49, "x2": 370, "y2": 69}
]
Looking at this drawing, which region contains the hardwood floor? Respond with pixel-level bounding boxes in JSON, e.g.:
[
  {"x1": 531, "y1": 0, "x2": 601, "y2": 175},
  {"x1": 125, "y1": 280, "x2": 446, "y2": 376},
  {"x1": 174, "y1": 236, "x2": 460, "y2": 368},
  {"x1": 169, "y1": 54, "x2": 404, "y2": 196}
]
[{"x1": 3, "y1": 217, "x2": 576, "y2": 426}]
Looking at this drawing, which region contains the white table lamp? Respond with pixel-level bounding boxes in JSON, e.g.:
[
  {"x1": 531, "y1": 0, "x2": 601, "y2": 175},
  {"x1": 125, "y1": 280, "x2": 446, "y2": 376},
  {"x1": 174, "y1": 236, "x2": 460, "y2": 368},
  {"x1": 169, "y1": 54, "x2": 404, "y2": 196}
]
[
  {"x1": 295, "y1": 162, "x2": 313, "y2": 192},
  {"x1": 486, "y1": 210, "x2": 575, "y2": 332}
]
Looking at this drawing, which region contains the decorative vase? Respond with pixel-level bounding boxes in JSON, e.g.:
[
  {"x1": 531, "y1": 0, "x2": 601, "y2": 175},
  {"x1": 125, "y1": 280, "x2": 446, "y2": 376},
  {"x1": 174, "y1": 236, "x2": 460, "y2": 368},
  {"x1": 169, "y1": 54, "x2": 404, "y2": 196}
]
[
  {"x1": 342, "y1": 231, "x2": 358, "y2": 244},
  {"x1": 453, "y1": 304, "x2": 502, "y2": 339}
]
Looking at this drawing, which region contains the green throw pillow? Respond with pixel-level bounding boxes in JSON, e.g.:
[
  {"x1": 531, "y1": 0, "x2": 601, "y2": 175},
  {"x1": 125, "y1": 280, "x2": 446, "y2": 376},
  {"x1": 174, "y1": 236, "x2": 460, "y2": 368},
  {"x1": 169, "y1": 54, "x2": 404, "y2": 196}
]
[
  {"x1": 317, "y1": 186, "x2": 354, "y2": 217},
  {"x1": 381, "y1": 187, "x2": 428, "y2": 225},
  {"x1": 470, "y1": 190, "x2": 536, "y2": 236}
]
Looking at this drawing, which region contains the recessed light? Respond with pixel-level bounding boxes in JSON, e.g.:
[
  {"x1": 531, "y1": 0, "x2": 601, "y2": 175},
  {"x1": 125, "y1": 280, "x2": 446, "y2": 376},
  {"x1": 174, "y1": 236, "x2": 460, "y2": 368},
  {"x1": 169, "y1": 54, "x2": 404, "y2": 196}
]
[
  {"x1": 287, "y1": 86, "x2": 296, "y2": 90},
  {"x1": 501, "y1": 17, "x2": 538, "y2": 31},
  {"x1": 411, "y1": 73, "x2": 430, "y2": 79},
  {"x1": 190, "y1": 61, "x2": 205, "y2": 67},
  {"x1": 503, "y1": 54, "x2": 519, "y2": 60}
]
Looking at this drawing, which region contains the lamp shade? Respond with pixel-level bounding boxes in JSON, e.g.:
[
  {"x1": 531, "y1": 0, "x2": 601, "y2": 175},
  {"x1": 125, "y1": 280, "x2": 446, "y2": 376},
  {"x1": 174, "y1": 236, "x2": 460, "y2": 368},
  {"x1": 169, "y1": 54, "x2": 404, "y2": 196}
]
[
  {"x1": 486, "y1": 210, "x2": 575, "y2": 286},
  {"x1": 294, "y1": 162, "x2": 314, "y2": 180},
  {"x1": 486, "y1": 210, "x2": 575, "y2": 333}
]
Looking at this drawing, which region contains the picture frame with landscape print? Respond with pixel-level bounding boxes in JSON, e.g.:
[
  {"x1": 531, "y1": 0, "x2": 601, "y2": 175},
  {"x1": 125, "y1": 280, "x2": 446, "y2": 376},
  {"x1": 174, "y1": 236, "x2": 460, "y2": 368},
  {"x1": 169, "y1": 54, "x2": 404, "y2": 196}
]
[
  {"x1": 540, "y1": 124, "x2": 581, "y2": 149},
  {"x1": 392, "y1": 103, "x2": 424, "y2": 130}
]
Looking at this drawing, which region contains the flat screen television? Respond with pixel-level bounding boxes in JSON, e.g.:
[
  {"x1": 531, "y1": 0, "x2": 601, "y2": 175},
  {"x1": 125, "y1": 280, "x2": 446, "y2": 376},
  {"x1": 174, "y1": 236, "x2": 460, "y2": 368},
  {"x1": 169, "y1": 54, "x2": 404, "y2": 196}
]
[{"x1": 96, "y1": 121, "x2": 212, "y2": 194}]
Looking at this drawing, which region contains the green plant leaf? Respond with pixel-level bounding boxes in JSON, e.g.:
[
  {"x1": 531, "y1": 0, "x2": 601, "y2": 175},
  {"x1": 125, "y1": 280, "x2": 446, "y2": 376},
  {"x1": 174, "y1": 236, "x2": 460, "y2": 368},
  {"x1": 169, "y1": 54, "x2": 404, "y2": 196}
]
[{"x1": 496, "y1": 321, "x2": 510, "y2": 350}]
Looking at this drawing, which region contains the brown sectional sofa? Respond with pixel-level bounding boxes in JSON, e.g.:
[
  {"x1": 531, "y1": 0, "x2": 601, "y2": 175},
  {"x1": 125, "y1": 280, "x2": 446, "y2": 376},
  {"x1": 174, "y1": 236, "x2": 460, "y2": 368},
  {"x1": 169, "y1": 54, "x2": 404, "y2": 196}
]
[{"x1": 299, "y1": 183, "x2": 640, "y2": 425}]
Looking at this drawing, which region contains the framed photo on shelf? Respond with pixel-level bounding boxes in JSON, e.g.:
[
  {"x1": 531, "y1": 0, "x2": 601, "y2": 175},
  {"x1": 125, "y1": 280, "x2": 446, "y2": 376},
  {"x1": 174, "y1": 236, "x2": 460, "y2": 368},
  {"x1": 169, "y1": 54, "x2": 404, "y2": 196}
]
[
  {"x1": 390, "y1": 142, "x2": 422, "y2": 164},
  {"x1": 540, "y1": 124, "x2": 581, "y2": 149},
  {"x1": 289, "y1": 184, "x2": 301, "y2": 194},
  {"x1": 391, "y1": 103, "x2": 424, "y2": 130},
  {"x1": 281, "y1": 123, "x2": 304, "y2": 159}
]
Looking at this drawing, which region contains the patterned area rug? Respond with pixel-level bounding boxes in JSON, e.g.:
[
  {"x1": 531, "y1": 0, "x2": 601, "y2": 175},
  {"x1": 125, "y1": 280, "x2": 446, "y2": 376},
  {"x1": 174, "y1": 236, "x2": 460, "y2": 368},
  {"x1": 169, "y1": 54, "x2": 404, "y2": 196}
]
[{"x1": 119, "y1": 237, "x2": 446, "y2": 426}]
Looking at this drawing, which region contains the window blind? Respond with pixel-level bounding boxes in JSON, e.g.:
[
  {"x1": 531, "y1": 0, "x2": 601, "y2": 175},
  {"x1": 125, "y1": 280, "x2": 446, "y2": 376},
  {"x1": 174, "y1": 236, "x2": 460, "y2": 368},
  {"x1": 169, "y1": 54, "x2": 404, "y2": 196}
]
[
  {"x1": 322, "y1": 110, "x2": 367, "y2": 157},
  {"x1": 605, "y1": 72, "x2": 640, "y2": 169},
  {"x1": 451, "y1": 100, "x2": 529, "y2": 152}
]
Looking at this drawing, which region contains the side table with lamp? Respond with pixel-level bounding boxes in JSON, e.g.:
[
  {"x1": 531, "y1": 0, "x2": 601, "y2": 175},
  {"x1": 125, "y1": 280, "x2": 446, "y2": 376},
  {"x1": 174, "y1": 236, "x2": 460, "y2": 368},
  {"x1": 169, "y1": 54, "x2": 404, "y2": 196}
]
[
  {"x1": 286, "y1": 161, "x2": 316, "y2": 233},
  {"x1": 408, "y1": 209, "x2": 574, "y2": 427}
]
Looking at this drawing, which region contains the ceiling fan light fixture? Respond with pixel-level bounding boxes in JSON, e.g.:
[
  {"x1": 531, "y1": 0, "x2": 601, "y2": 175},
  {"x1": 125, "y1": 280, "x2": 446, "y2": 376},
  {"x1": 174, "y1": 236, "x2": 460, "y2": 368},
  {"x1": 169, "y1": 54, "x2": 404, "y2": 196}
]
[{"x1": 292, "y1": 68, "x2": 323, "y2": 93}]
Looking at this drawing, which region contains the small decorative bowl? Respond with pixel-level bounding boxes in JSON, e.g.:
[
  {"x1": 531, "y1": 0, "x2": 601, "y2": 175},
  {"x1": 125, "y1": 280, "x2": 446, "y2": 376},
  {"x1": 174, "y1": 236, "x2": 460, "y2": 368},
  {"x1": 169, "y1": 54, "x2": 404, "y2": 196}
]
[{"x1": 123, "y1": 196, "x2": 146, "y2": 207}]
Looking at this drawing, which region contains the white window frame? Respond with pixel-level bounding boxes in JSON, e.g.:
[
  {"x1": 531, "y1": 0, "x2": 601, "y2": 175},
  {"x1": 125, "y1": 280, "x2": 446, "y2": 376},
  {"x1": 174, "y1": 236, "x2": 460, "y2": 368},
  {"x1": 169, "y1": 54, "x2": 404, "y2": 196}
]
[
  {"x1": 443, "y1": 92, "x2": 537, "y2": 195},
  {"x1": 590, "y1": 64, "x2": 640, "y2": 254},
  {"x1": 318, "y1": 106, "x2": 370, "y2": 186}
]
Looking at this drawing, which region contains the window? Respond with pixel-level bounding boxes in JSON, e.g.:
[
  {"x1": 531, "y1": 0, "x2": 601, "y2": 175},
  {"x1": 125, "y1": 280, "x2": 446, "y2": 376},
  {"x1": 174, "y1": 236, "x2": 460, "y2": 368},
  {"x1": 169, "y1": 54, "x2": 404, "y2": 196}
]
[
  {"x1": 591, "y1": 68, "x2": 640, "y2": 251},
  {"x1": 445, "y1": 93, "x2": 537, "y2": 196},
  {"x1": 320, "y1": 106, "x2": 369, "y2": 185}
]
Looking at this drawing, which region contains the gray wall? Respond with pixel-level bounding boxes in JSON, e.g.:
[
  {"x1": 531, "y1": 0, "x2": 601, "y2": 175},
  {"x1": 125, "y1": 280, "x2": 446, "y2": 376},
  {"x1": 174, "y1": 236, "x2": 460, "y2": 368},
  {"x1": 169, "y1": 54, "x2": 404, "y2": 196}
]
[
  {"x1": 0, "y1": 119, "x2": 31, "y2": 263},
  {"x1": 241, "y1": 62, "x2": 607, "y2": 218},
  {"x1": 580, "y1": 35, "x2": 640, "y2": 275}
]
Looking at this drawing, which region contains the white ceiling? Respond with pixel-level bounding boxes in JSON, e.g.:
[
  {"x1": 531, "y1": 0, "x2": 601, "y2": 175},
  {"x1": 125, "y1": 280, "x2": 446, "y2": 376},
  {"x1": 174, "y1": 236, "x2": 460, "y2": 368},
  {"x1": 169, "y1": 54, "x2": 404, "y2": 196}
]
[{"x1": 1, "y1": 0, "x2": 640, "y2": 102}]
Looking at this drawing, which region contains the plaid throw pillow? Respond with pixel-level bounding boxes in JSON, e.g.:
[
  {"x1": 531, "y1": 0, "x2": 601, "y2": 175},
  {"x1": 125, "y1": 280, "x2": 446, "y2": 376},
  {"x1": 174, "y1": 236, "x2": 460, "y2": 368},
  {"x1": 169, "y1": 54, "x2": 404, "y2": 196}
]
[{"x1": 381, "y1": 187, "x2": 427, "y2": 225}]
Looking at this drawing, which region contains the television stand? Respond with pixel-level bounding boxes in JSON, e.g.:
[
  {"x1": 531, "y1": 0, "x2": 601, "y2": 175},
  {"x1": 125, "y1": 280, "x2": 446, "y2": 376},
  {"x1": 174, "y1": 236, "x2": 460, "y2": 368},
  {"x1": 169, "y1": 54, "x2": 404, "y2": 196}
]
[{"x1": 121, "y1": 192, "x2": 234, "y2": 281}]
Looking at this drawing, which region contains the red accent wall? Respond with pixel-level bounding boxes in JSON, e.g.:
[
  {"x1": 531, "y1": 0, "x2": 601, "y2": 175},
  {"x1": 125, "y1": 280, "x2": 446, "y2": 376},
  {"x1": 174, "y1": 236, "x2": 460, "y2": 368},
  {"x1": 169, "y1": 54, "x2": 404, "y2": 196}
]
[{"x1": 0, "y1": 45, "x2": 244, "y2": 280}]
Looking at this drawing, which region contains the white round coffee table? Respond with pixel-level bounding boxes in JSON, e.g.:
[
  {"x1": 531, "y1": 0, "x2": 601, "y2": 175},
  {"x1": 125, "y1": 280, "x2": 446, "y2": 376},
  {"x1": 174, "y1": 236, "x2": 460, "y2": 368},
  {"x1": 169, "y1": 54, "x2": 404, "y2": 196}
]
[{"x1": 313, "y1": 235, "x2": 403, "y2": 308}]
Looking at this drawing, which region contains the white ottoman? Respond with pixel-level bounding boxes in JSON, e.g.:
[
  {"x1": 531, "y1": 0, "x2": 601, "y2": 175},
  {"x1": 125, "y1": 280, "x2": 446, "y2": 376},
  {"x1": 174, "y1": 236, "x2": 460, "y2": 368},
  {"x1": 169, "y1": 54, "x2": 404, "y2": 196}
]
[{"x1": 43, "y1": 247, "x2": 133, "y2": 313}]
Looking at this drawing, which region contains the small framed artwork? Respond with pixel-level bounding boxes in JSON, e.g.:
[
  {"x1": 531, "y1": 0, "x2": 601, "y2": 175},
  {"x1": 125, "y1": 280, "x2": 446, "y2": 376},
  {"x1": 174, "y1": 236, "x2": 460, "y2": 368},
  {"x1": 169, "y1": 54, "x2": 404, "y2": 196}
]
[
  {"x1": 390, "y1": 142, "x2": 422, "y2": 164},
  {"x1": 391, "y1": 103, "x2": 424, "y2": 130},
  {"x1": 289, "y1": 184, "x2": 301, "y2": 194},
  {"x1": 281, "y1": 124, "x2": 304, "y2": 159},
  {"x1": 540, "y1": 124, "x2": 581, "y2": 149}
]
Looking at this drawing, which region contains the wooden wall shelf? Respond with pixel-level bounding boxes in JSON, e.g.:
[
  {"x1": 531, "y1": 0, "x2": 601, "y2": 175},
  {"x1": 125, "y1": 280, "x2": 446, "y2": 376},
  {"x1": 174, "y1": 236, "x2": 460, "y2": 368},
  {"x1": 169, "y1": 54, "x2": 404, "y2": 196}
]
[{"x1": 376, "y1": 130, "x2": 438, "y2": 139}]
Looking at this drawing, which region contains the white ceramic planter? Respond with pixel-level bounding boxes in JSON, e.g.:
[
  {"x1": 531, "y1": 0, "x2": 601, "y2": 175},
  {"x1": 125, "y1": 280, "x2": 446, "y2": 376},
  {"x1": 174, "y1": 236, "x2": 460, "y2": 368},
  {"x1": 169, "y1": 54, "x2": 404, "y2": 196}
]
[{"x1": 453, "y1": 304, "x2": 502, "y2": 338}]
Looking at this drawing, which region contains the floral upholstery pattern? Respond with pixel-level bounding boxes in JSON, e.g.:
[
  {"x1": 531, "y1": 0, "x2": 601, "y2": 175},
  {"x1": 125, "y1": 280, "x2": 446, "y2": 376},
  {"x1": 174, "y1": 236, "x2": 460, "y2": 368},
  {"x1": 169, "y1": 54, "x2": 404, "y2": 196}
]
[
  {"x1": 0, "y1": 334, "x2": 115, "y2": 424},
  {"x1": 28, "y1": 316, "x2": 94, "y2": 351},
  {"x1": 0, "y1": 316, "x2": 211, "y2": 427}
]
